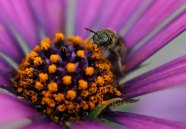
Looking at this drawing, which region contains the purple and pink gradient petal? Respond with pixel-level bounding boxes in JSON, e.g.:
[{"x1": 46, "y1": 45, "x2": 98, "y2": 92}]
[
  {"x1": 124, "y1": 0, "x2": 186, "y2": 49},
  {"x1": 27, "y1": 0, "x2": 66, "y2": 39},
  {"x1": 22, "y1": 119, "x2": 64, "y2": 129},
  {"x1": 0, "y1": 0, "x2": 39, "y2": 49},
  {"x1": 104, "y1": 112, "x2": 186, "y2": 129},
  {"x1": 0, "y1": 93, "x2": 39, "y2": 124},
  {"x1": 71, "y1": 120, "x2": 113, "y2": 129},
  {"x1": 123, "y1": 11, "x2": 186, "y2": 72},
  {"x1": 121, "y1": 55, "x2": 186, "y2": 99}
]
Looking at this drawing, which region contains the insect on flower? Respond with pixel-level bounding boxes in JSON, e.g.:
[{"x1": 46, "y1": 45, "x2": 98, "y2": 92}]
[{"x1": 85, "y1": 28, "x2": 127, "y2": 75}]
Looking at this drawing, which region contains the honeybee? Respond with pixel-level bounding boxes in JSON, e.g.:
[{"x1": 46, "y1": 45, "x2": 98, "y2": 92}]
[{"x1": 85, "y1": 28, "x2": 127, "y2": 76}]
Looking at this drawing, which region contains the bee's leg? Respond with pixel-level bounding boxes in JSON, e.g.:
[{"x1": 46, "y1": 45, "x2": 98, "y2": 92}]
[{"x1": 109, "y1": 49, "x2": 123, "y2": 76}]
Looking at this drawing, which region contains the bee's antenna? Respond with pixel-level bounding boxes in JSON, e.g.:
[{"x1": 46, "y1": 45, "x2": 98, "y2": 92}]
[{"x1": 85, "y1": 28, "x2": 100, "y2": 38}]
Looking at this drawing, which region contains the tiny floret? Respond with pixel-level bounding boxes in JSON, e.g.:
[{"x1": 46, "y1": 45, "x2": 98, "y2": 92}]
[
  {"x1": 40, "y1": 38, "x2": 50, "y2": 50},
  {"x1": 66, "y1": 90, "x2": 76, "y2": 100},
  {"x1": 48, "y1": 82, "x2": 58, "y2": 92},
  {"x1": 54, "y1": 33, "x2": 65, "y2": 42},
  {"x1": 48, "y1": 64, "x2": 57, "y2": 74},
  {"x1": 62, "y1": 76, "x2": 72, "y2": 85},
  {"x1": 78, "y1": 80, "x2": 88, "y2": 90},
  {"x1": 85, "y1": 67, "x2": 94, "y2": 76},
  {"x1": 76, "y1": 50, "x2": 84, "y2": 58},
  {"x1": 50, "y1": 54, "x2": 59, "y2": 63},
  {"x1": 39, "y1": 73, "x2": 48, "y2": 83},
  {"x1": 66, "y1": 63, "x2": 76, "y2": 73},
  {"x1": 33, "y1": 57, "x2": 43, "y2": 65}
]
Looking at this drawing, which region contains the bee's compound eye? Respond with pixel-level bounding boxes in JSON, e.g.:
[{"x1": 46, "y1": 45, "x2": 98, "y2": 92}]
[{"x1": 93, "y1": 31, "x2": 109, "y2": 46}]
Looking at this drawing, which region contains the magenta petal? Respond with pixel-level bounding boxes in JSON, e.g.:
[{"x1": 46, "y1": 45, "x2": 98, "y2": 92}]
[
  {"x1": 0, "y1": 93, "x2": 39, "y2": 124},
  {"x1": 74, "y1": 0, "x2": 103, "y2": 38},
  {"x1": 0, "y1": 0, "x2": 39, "y2": 49},
  {"x1": 124, "y1": 0, "x2": 186, "y2": 49},
  {"x1": 22, "y1": 119, "x2": 64, "y2": 129},
  {"x1": 0, "y1": 25, "x2": 24, "y2": 62},
  {"x1": 104, "y1": 112, "x2": 186, "y2": 129},
  {"x1": 71, "y1": 121, "x2": 113, "y2": 129},
  {"x1": 121, "y1": 56, "x2": 186, "y2": 99},
  {"x1": 28, "y1": 0, "x2": 66, "y2": 38},
  {"x1": 123, "y1": 11, "x2": 186, "y2": 72}
]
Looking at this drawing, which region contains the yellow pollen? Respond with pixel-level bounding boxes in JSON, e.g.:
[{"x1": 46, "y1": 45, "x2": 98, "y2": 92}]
[
  {"x1": 35, "y1": 81, "x2": 44, "y2": 90},
  {"x1": 33, "y1": 57, "x2": 43, "y2": 65},
  {"x1": 33, "y1": 45, "x2": 40, "y2": 51},
  {"x1": 80, "y1": 90, "x2": 89, "y2": 98},
  {"x1": 62, "y1": 76, "x2": 72, "y2": 85},
  {"x1": 66, "y1": 63, "x2": 76, "y2": 73},
  {"x1": 54, "y1": 33, "x2": 65, "y2": 42},
  {"x1": 40, "y1": 38, "x2": 50, "y2": 50},
  {"x1": 29, "y1": 51, "x2": 38, "y2": 60},
  {"x1": 74, "y1": 36, "x2": 82, "y2": 44},
  {"x1": 78, "y1": 80, "x2": 88, "y2": 90},
  {"x1": 85, "y1": 67, "x2": 94, "y2": 76},
  {"x1": 76, "y1": 50, "x2": 84, "y2": 58},
  {"x1": 57, "y1": 105, "x2": 66, "y2": 112},
  {"x1": 96, "y1": 76, "x2": 104, "y2": 86},
  {"x1": 50, "y1": 54, "x2": 59, "y2": 63},
  {"x1": 48, "y1": 82, "x2": 58, "y2": 92},
  {"x1": 39, "y1": 73, "x2": 48, "y2": 83},
  {"x1": 53, "y1": 93, "x2": 64, "y2": 102},
  {"x1": 66, "y1": 90, "x2": 76, "y2": 100},
  {"x1": 48, "y1": 64, "x2": 57, "y2": 74}
]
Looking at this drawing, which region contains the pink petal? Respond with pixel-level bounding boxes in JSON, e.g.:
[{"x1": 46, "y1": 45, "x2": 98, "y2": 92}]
[
  {"x1": 125, "y1": 55, "x2": 186, "y2": 89},
  {"x1": 74, "y1": 0, "x2": 146, "y2": 38},
  {"x1": 120, "y1": 55, "x2": 186, "y2": 99},
  {"x1": 28, "y1": 0, "x2": 66, "y2": 38},
  {"x1": 71, "y1": 120, "x2": 113, "y2": 129},
  {"x1": 74, "y1": 0, "x2": 103, "y2": 38},
  {"x1": 104, "y1": 112, "x2": 186, "y2": 129},
  {"x1": 0, "y1": 0, "x2": 39, "y2": 49},
  {"x1": 0, "y1": 24, "x2": 24, "y2": 62},
  {"x1": 123, "y1": 11, "x2": 186, "y2": 72},
  {"x1": 124, "y1": 0, "x2": 186, "y2": 49},
  {"x1": 22, "y1": 119, "x2": 64, "y2": 129},
  {"x1": 0, "y1": 93, "x2": 39, "y2": 124}
]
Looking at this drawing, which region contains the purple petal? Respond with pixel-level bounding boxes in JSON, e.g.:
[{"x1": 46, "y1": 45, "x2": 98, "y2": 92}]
[
  {"x1": 0, "y1": 24, "x2": 24, "y2": 62},
  {"x1": 22, "y1": 119, "x2": 64, "y2": 129},
  {"x1": 75, "y1": 0, "x2": 146, "y2": 38},
  {"x1": 74, "y1": 0, "x2": 103, "y2": 38},
  {"x1": 0, "y1": 0, "x2": 39, "y2": 49},
  {"x1": 124, "y1": 0, "x2": 186, "y2": 49},
  {"x1": 120, "y1": 56, "x2": 186, "y2": 99},
  {"x1": 71, "y1": 120, "x2": 113, "y2": 129},
  {"x1": 0, "y1": 93, "x2": 39, "y2": 124},
  {"x1": 123, "y1": 11, "x2": 186, "y2": 72},
  {"x1": 28, "y1": 0, "x2": 66, "y2": 38},
  {"x1": 104, "y1": 112, "x2": 186, "y2": 129}
]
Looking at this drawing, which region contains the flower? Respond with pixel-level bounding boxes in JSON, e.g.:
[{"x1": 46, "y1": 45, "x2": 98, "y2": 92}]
[{"x1": 0, "y1": 0, "x2": 186, "y2": 129}]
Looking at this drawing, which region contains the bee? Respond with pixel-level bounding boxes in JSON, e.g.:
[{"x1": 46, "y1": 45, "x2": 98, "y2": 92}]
[{"x1": 85, "y1": 28, "x2": 127, "y2": 76}]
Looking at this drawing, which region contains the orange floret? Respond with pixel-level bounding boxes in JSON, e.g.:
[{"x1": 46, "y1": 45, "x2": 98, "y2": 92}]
[
  {"x1": 50, "y1": 54, "x2": 59, "y2": 63},
  {"x1": 96, "y1": 76, "x2": 104, "y2": 86},
  {"x1": 66, "y1": 90, "x2": 76, "y2": 100},
  {"x1": 62, "y1": 76, "x2": 72, "y2": 85},
  {"x1": 85, "y1": 67, "x2": 94, "y2": 76},
  {"x1": 66, "y1": 63, "x2": 76, "y2": 73},
  {"x1": 54, "y1": 33, "x2": 65, "y2": 42},
  {"x1": 76, "y1": 50, "x2": 84, "y2": 58},
  {"x1": 78, "y1": 80, "x2": 88, "y2": 90},
  {"x1": 35, "y1": 81, "x2": 44, "y2": 90},
  {"x1": 39, "y1": 73, "x2": 48, "y2": 83},
  {"x1": 33, "y1": 57, "x2": 43, "y2": 65},
  {"x1": 40, "y1": 37, "x2": 50, "y2": 50},
  {"x1": 48, "y1": 82, "x2": 58, "y2": 92},
  {"x1": 48, "y1": 64, "x2": 57, "y2": 74}
]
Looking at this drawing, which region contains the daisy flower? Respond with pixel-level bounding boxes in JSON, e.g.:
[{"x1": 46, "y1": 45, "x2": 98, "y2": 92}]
[{"x1": 0, "y1": 0, "x2": 186, "y2": 129}]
